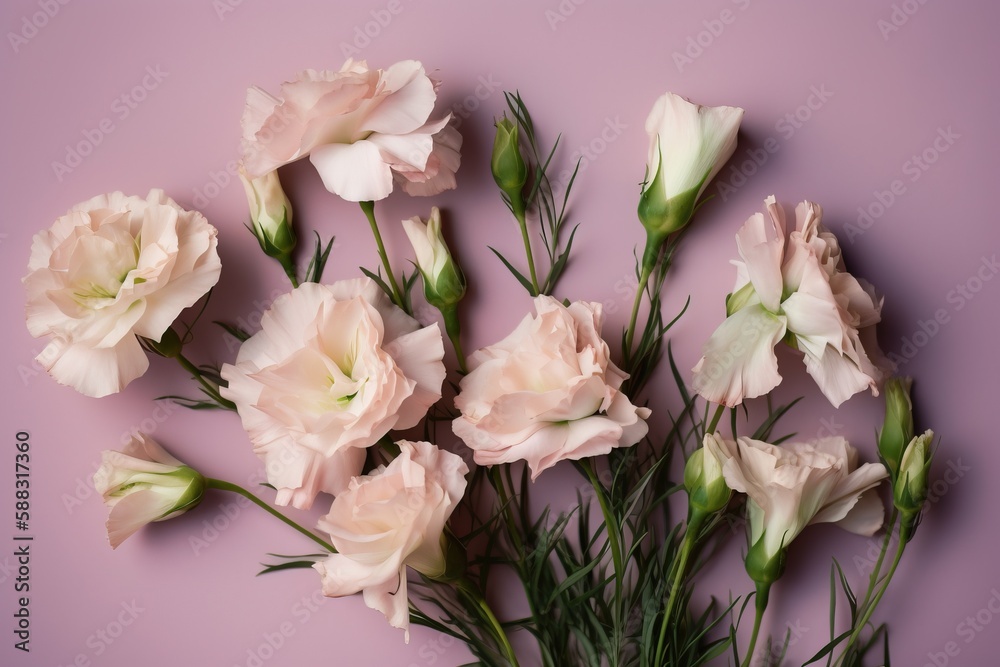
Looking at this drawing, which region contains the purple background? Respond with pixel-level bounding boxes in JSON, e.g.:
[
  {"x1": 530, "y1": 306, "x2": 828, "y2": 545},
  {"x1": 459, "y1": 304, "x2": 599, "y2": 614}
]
[{"x1": 2, "y1": 0, "x2": 998, "y2": 665}]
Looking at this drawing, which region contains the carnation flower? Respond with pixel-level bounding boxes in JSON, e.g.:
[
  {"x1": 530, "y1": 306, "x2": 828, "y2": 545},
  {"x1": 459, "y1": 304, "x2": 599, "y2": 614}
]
[
  {"x1": 241, "y1": 60, "x2": 461, "y2": 202},
  {"x1": 221, "y1": 279, "x2": 446, "y2": 509},
  {"x1": 453, "y1": 296, "x2": 650, "y2": 479},
  {"x1": 23, "y1": 189, "x2": 221, "y2": 397}
]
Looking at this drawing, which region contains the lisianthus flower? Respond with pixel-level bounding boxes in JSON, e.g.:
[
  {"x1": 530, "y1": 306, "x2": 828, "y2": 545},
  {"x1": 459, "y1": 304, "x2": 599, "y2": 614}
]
[
  {"x1": 93, "y1": 434, "x2": 207, "y2": 549},
  {"x1": 452, "y1": 296, "x2": 650, "y2": 479},
  {"x1": 691, "y1": 196, "x2": 886, "y2": 407},
  {"x1": 241, "y1": 60, "x2": 461, "y2": 202},
  {"x1": 313, "y1": 440, "x2": 468, "y2": 641},
  {"x1": 638, "y1": 92, "x2": 744, "y2": 238},
  {"x1": 23, "y1": 190, "x2": 221, "y2": 397},
  {"x1": 706, "y1": 435, "x2": 887, "y2": 583},
  {"x1": 221, "y1": 279, "x2": 446, "y2": 509}
]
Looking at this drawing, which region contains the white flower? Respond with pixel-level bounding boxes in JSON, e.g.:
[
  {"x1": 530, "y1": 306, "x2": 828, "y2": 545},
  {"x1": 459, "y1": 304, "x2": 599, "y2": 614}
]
[
  {"x1": 23, "y1": 190, "x2": 221, "y2": 397},
  {"x1": 221, "y1": 279, "x2": 446, "y2": 509},
  {"x1": 639, "y1": 92, "x2": 744, "y2": 236},
  {"x1": 313, "y1": 441, "x2": 468, "y2": 641},
  {"x1": 238, "y1": 164, "x2": 295, "y2": 257}
]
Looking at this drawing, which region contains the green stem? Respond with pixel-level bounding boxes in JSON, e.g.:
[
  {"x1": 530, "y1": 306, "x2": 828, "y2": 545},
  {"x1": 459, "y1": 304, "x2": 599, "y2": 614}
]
[
  {"x1": 175, "y1": 352, "x2": 236, "y2": 410},
  {"x1": 654, "y1": 511, "x2": 706, "y2": 665},
  {"x1": 706, "y1": 404, "x2": 726, "y2": 436},
  {"x1": 360, "y1": 200, "x2": 406, "y2": 311},
  {"x1": 443, "y1": 305, "x2": 468, "y2": 374},
  {"x1": 513, "y1": 207, "x2": 540, "y2": 296},
  {"x1": 624, "y1": 263, "x2": 653, "y2": 361},
  {"x1": 582, "y1": 459, "x2": 624, "y2": 611},
  {"x1": 206, "y1": 479, "x2": 335, "y2": 552},
  {"x1": 278, "y1": 253, "x2": 300, "y2": 288},
  {"x1": 457, "y1": 578, "x2": 520, "y2": 667},
  {"x1": 741, "y1": 582, "x2": 771, "y2": 667},
  {"x1": 837, "y1": 526, "x2": 909, "y2": 664}
]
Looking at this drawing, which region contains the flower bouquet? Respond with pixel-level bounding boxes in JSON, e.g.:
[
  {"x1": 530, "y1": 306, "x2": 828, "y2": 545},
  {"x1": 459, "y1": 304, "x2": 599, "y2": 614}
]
[{"x1": 24, "y1": 59, "x2": 938, "y2": 667}]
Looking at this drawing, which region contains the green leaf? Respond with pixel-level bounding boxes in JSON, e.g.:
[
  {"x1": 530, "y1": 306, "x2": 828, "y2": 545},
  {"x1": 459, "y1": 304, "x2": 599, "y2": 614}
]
[{"x1": 488, "y1": 246, "x2": 536, "y2": 294}]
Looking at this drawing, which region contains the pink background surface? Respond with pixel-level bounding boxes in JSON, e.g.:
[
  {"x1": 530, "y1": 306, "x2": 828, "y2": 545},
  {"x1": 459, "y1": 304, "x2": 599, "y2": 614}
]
[{"x1": 2, "y1": 1, "x2": 998, "y2": 665}]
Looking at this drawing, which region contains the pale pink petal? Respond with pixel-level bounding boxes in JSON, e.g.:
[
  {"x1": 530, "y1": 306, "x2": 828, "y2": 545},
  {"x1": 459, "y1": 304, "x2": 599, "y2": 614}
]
[
  {"x1": 735, "y1": 196, "x2": 785, "y2": 312},
  {"x1": 388, "y1": 326, "x2": 446, "y2": 429},
  {"x1": 691, "y1": 304, "x2": 787, "y2": 407},
  {"x1": 310, "y1": 140, "x2": 394, "y2": 202}
]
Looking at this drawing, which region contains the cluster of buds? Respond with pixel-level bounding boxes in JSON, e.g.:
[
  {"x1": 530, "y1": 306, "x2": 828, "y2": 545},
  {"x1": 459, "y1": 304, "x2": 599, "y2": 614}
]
[{"x1": 877, "y1": 377, "x2": 935, "y2": 542}]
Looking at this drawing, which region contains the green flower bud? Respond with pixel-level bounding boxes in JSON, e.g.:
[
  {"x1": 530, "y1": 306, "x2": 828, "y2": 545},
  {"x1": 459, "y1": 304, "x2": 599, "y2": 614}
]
[
  {"x1": 142, "y1": 326, "x2": 183, "y2": 359},
  {"x1": 491, "y1": 117, "x2": 529, "y2": 210},
  {"x1": 684, "y1": 444, "x2": 731, "y2": 516},
  {"x1": 894, "y1": 430, "x2": 934, "y2": 518},
  {"x1": 878, "y1": 377, "x2": 914, "y2": 479},
  {"x1": 239, "y1": 164, "x2": 296, "y2": 259},
  {"x1": 402, "y1": 208, "x2": 466, "y2": 310}
]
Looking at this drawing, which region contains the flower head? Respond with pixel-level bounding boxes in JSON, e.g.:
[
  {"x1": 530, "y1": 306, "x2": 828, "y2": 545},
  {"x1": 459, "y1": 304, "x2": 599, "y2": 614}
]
[
  {"x1": 639, "y1": 92, "x2": 743, "y2": 238},
  {"x1": 93, "y1": 434, "x2": 206, "y2": 548},
  {"x1": 221, "y1": 279, "x2": 446, "y2": 509},
  {"x1": 708, "y1": 435, "x2": 887, "y2": 584},
  {"x1": 313, "y1": 441, "x2": 468, "y2": 641},
  {"x1": 452, "y1": 296, "x2": 650, "y2": 479},
  {"x1": 691, "y1": 196, "x2": 887, "y2": 408},
  {"x1": 241, "y1": 60, "x2": 461, "y2": 202},
  {"x1": 23, "y1": 190, "x2": 221, "y2": 397}
]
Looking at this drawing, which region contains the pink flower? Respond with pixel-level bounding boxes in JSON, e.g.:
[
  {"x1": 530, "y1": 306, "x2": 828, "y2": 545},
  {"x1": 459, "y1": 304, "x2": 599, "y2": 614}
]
[
  {"x1": 452, "y1": 296, "x2": 650, "y2": 479},
  {"x1": 706, "y1": 435, "x2": 887, "y2": 579},
  {"x1": 241, "y1": 60, "x2": 461, "y2": 202},
  {"x1": 93, "y1": 434, "x2": 206, "y2": 549},
  {"x1": 313, "y1": 441, "x2": 468, "y2": 641},
  {"x1": 221, "y1": 280, "x2": 446, "y2": 509},
  {"x1": 23, "y1": 190, "x2": 221, "y2": 397},
  {"x1": 691, "y1": 196, "x2": 886, "y2": 408}
]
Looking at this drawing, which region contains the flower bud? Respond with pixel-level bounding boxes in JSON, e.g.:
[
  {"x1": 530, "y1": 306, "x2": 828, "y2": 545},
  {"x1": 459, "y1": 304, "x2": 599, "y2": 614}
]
[
  {"x1": 239, "y1": 163, "x2": 296, "y2": 259},
  {"x1": 878, "y1": 377, "x2": 914, "y2": 479},
  {"x1": 491, "y1": 117, "x2": 528, "y2": 210},
  {"x1": 402, "y1": 208, "x2": 466, "y2": 310},
  {"x1": 638, "y1": 92, "x2": 743, "y2": 249},
  {"x1": 685, "y1": 435, "x2": 732, "y2": 515},
  {"x1": 894, "y1": 430, "x2": 934, "y2": 517},
  {"x1": 142, "y1": 326, "x2": 183, "y2": 359},
  {"x1": 93, "y1": 434, "x2": 207, "y2": 548}
]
